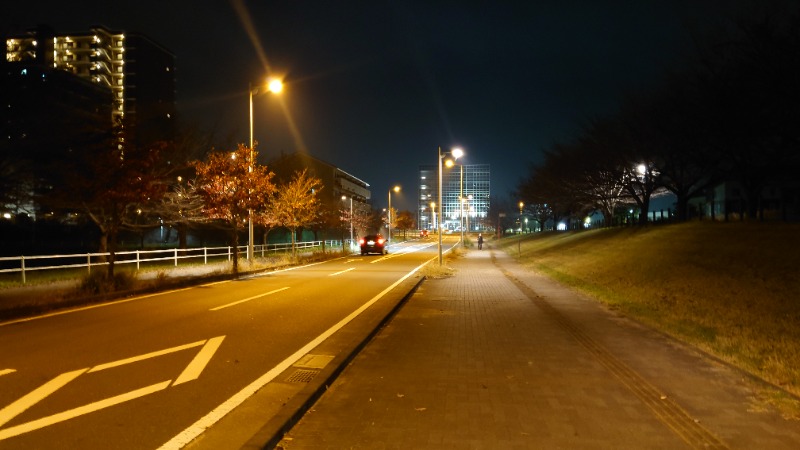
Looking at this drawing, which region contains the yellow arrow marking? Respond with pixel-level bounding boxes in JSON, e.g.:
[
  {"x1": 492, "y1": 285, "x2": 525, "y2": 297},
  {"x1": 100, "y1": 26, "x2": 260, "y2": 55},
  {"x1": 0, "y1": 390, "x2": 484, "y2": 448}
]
[
  {"x1": 0, "y1": 368, "x2": 88, "y2": 428},
  {"x1": 0, "y1": 380, "x2": 171, "y2": 441},
  {"x1": 89, "y1": 340, "x2": 206, "y2": 373},
  {"x1": 173, "y1": 336, "x2": 225, "y2": 386},
  {"x1": 0, "y1": 335, "x2": 226, "y2": 441}
]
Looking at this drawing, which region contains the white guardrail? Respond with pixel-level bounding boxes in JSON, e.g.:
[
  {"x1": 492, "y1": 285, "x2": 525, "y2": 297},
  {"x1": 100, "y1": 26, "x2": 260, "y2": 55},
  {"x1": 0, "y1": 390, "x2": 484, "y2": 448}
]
[{"x1": 0, "y1": 240, "x2": 350, "y2": 284}]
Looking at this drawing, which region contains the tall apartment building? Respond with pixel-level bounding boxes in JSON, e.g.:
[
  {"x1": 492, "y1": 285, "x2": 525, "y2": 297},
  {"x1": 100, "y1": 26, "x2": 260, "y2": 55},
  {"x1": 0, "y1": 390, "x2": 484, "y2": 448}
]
[
  {"x1": 418, "y1": 163, "x2": 491, "y2": 232},
  {"x1": 4, "y1": 25, "x2": 176, "y2": 148}
]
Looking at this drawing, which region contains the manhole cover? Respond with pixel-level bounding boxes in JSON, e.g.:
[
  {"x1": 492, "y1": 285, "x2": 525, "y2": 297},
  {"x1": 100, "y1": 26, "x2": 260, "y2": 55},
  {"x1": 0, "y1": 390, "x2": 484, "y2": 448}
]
[{"x1": 286, "y1": 369, "x2": 319, "y2": 383}]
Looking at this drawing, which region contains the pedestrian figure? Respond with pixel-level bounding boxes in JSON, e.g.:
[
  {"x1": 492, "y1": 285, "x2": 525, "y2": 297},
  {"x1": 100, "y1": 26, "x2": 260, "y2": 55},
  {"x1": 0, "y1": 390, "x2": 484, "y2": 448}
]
[{"x1": 477, "y1": 233, "x2": 484, "y2": 250}]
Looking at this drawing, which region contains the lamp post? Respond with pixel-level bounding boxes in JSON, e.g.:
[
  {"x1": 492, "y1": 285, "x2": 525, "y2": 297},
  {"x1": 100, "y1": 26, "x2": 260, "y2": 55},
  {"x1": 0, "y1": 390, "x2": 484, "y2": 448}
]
[
  {"x1": 458, "y1": 160, "x2": 464, "y2": 246},
  {"x1": 388, "y1": 185, "x2": 400, "y2": 242},
  {"x1": 518, "y1": 201, "x2": 524, "y2": 256},
  {"x1": 247, "y1": 77, "x2": 283, "y2": 261},
  {"x1": 341, "y1": 195, "x2": 353, "y2": 249},
  {"x1": 438, "y1": 147, "x2": 463, "y2": 265}
]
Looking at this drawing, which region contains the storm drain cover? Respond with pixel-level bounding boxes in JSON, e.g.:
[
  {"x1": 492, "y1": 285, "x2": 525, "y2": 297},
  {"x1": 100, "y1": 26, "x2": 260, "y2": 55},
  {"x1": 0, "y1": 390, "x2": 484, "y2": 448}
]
[{"x1": 286, "y1": 369, "x2": 320, "y2": 383}]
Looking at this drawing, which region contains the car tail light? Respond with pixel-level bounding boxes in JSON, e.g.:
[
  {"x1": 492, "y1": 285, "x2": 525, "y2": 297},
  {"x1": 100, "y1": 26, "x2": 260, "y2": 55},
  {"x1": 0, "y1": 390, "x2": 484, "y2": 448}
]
[
  {"x1": 377, "y1": 238, "x2": 385, "y2": 245},
  {"x1": 358, "y1": 238, "x2": 366, "y2": 245}
]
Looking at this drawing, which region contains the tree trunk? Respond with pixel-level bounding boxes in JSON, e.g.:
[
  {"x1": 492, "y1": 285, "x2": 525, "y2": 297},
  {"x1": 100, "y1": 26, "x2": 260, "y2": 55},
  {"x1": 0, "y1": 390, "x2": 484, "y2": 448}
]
[
  {"x1": 290, "y1": 227, "x2": 297, "y2": 257},
  {"x1": 177, "y1": 223, "x2": 188, "y2": 250},
  {"x1": 106, "y1": 228, "x2": 118, "y2": 281},
  {"x1": 230, "y1": 221, "x2": 240, "y2": 275}
]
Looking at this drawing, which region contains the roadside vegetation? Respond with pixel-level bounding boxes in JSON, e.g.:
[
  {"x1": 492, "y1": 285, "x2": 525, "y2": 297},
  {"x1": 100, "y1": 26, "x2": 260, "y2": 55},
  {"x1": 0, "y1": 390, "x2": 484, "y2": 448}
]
[
  {"x1": 418, "y1": 245, "x2": 463, "y2": 279},
  {"x1": 494, "y1": 222, "x2": 800, "y2": 404}
]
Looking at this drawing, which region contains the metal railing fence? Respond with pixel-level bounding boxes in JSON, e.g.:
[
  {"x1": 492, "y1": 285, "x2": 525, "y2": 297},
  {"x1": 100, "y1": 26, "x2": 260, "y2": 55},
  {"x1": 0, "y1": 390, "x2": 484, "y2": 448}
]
[{"x1": 0, "y1": 240, "x2": 346, "y2": 284}]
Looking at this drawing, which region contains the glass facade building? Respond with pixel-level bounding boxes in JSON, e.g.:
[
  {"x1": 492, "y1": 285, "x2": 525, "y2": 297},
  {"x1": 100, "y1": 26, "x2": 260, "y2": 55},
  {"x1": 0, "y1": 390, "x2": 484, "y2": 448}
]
[{"x1": 418, "y1": 164, "x2": 490, "y2": 232}]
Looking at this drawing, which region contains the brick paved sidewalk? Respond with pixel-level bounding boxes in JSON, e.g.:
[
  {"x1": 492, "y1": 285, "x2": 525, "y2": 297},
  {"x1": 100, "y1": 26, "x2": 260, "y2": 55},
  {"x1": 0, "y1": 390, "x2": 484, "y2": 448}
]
[{"x1": 276, "y1": 246, "x2": 800, "y2": 449}]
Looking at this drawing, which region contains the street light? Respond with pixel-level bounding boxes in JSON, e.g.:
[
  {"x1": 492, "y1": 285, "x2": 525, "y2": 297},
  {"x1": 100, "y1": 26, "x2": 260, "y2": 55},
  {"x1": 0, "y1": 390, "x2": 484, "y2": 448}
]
[
  {"x1": 341, "y1": 195, "x2": 353, "y2": 249},
  {"x1": 247, "y1": 77, "x2": 283, "y2": 261},
  {"x1": 438, "y1": 146, "x2": 463, "y2": 265},
  {"x1": 388, "y1": 185, "x2": 400, "y2": 242}
]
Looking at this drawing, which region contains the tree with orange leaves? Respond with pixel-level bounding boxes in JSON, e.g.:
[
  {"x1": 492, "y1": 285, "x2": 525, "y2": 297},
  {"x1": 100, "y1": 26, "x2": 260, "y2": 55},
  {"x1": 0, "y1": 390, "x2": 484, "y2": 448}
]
[
  {"x1": 192, "y1": 144, "x2": 275, "y2": 274},
  {"x1": 271, "y1": 169, "x2": 322, "y2": 256}
]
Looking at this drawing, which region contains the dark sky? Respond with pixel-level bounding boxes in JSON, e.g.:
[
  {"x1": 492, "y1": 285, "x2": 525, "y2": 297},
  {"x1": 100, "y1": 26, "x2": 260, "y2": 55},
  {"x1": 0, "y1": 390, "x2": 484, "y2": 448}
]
[{"x1": 2, "y1": 0, "x2": 764, "y2": 212}]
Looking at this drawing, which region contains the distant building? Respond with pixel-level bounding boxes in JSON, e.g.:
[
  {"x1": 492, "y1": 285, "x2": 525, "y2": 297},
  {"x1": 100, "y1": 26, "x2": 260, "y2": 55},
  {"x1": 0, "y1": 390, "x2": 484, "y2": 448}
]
[
  {"x1": 3, "y1": 24, "x2": 176, "y2": 148},
  {"x1": 269, "y1": 152, "x2": 372, "y2": 241},
  {"x1": 418, "y1": 163, "x2": 490, "y2": 232},
  {"x1": 270, "y1": 152, "x2": 371, "y2": 205}
]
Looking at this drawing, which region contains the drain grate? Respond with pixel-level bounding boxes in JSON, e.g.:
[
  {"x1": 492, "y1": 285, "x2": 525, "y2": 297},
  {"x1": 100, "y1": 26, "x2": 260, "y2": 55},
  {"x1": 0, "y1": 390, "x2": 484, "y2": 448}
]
[{"x1": 286, "y1": 369, "x2": 320, "y2": 383}]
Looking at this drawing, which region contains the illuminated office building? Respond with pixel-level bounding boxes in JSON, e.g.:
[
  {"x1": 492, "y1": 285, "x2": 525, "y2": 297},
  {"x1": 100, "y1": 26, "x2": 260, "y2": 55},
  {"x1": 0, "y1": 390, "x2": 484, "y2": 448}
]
[{"x1": 418, "y1": 164, "x2": 490, "y2": 232}]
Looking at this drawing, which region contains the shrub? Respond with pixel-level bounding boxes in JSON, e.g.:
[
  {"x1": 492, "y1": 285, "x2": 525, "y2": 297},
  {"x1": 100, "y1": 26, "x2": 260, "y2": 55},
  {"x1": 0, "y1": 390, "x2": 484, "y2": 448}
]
[{"x1": 78, "y1": 270, "x2": 137, "y2": 295}]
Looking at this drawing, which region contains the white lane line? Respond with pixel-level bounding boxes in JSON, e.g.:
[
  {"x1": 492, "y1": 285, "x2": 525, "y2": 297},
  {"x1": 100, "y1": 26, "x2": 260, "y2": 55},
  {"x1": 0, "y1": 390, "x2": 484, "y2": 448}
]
[
  {"x1": 0, "y1": 380, "x2": 171, "y2": 441},
  {"x1": 158, "y1": 255, "x2": 436, "y2": 450},
  {"x1": 329, "y1": 268, "x2": 355, "y2": 277},
  {"x1": 0, "y1": 369, "x2": 16, "y2": 377},
  {"x1": 244, "y1": 259, "x2": 334, "y2": 279},
  {"x1": 88, "y1": 340, "x2": 206, "y2": 373},
  {"x1": 0, "y1": 368, "x2": 88, "y2": 428},
  {"x1": 173, "y1": 336, "x2": 226, "y2": 386},
  {"x1": 209, "y1": 287, "x2": 290, "y2": 311}
]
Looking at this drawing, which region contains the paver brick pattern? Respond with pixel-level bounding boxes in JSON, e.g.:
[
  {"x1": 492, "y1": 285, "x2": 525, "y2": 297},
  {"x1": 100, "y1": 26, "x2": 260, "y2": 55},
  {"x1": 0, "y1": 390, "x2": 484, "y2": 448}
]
[{"x1": 279, "y1": 248, "x2": 800, "y2": 449}]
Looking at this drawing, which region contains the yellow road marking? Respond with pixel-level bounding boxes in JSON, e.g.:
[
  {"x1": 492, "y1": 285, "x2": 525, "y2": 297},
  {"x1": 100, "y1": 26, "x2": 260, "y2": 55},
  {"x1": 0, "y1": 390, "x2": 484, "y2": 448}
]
[
  {"x1": 0, "y1": 368, "x2": 88, "y2": 428},
  {"x1": 0, "y1": 381, "x2": 171, "y2": 441},
  {"x1": 173, "y1": 336, "x2": 225, "y2": 386},
  {"x1": 89, "y1": 341, "x2": 206, "y2": 373}
]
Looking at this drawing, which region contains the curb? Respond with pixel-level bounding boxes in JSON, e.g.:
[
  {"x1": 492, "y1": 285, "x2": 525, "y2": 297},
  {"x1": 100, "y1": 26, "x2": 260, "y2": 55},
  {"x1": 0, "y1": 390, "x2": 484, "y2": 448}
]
[{"x1": 242, "y1": 276, "x2": 427, "y2": 449}]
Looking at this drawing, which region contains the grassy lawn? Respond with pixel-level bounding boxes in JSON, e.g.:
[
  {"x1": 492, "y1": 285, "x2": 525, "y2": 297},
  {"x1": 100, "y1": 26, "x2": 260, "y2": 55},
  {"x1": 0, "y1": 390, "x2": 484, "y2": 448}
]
[{"x1": 494, "y1": 222, "x2": 800, "y2": 399}]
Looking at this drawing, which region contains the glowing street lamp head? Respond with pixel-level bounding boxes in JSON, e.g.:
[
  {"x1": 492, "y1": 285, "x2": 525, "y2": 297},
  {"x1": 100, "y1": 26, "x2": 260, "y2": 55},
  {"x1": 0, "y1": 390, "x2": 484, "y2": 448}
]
[
  {"x1": 393, "y1": 185, "x2": 401, "y2": 193},
  {"x1": 451, "y1": 147, "x2": 464, "y2": 160},
  {"x1": 267, "y1": 78, "x2": 283, "y2": 94},
  {"x1": 445, "y1": 159, "x2": 455, "y2": 168}
]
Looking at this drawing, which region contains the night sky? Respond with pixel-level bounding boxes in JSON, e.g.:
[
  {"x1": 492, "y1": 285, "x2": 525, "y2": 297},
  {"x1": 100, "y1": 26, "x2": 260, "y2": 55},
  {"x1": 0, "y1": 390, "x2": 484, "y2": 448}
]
[{"x1": 2, "y1": 0, "x2": 763, "y2": 212}]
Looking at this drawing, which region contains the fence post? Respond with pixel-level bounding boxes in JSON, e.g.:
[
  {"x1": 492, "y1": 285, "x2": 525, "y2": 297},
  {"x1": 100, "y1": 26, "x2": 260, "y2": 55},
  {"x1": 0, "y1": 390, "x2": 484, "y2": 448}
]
[
  {"x1": 21, "y1": 255, "x2": 26, "y2": 285},
  {"x1": 87, "y1": 253, "x2": 91, "y2": 274},
  {"x1": 174, "y1": 248, "x2": 178, "y2": 267},
  {"x1": 204, "y1": 247, "x2": 208, "y2": 265},
  {"x1": 228, "y1": 247, "x2": 231, "y2": 261},
  {"x1": 136, "y1": 250, "x2": 140, "y2": 271}
]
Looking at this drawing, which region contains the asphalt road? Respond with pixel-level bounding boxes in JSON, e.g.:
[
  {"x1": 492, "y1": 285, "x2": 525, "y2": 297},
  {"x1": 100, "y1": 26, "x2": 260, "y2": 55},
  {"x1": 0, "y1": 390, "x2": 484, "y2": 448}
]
[{"x1": 0, "y1": 238, "x2": 446, "y2": 449}]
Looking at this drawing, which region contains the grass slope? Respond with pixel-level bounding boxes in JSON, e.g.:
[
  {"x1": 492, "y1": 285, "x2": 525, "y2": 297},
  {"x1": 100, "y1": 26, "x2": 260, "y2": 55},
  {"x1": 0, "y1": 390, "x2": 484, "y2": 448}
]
[{"x1": 495, "y1": 222, "x2": 800, "y2": 399}]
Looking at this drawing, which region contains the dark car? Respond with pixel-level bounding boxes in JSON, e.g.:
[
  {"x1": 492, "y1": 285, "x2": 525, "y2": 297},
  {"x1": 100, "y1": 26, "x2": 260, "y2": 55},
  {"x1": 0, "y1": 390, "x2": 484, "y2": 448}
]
[{"x1": 359, "y1": 234, "x2": 387, "y2": 255}]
